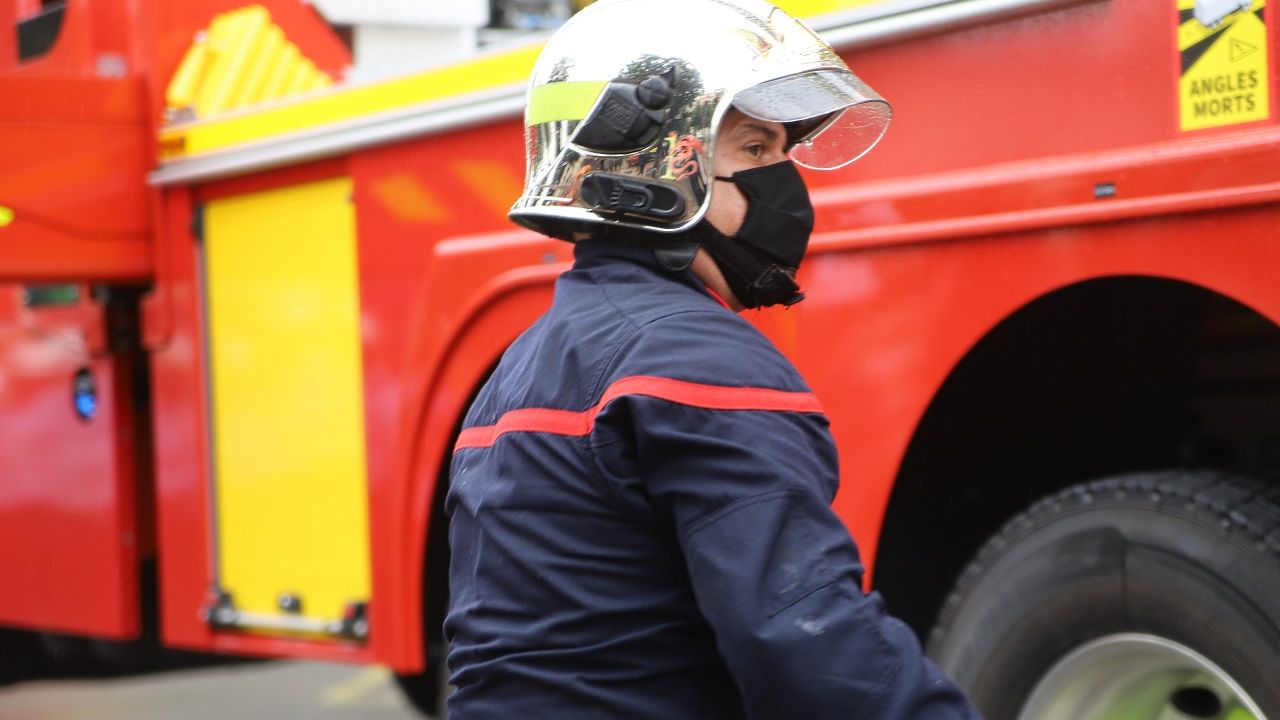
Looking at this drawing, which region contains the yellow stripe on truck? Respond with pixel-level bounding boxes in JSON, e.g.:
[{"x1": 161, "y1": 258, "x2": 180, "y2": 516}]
[
  {"x1": 164, "y1": 4, "x2": 332, "y2": 126},
  {"x1": 161, "y1": 43, "x2": 543, "y2": 159}
]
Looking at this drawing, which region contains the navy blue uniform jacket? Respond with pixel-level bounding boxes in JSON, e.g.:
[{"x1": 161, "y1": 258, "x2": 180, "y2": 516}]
[{"x1": 445, "y1": 240, "x2": 978, "y2": 719}]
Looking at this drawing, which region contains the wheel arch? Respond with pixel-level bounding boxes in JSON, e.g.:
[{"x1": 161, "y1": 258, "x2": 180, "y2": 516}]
[
  {"x1": 872, "y1": 274, "x2": 1280, "y2": 639},
  {"x1": 385, "y1": 260, "x2": 562, "y2": 673}
]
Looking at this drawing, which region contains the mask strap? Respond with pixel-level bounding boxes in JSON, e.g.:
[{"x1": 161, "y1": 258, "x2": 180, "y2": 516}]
[{"x1": 694, "y1": 221, "x2": 804, "y2": 308}]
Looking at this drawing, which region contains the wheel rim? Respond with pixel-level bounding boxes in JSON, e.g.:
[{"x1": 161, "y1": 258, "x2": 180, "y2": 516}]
[{"x1": 1017, "y1": 633, "x2": 1267, "y2": 720}]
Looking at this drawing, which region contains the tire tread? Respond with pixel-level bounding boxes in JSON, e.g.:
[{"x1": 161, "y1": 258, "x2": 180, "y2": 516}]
[{"x1": 929, "y1": 469, "x2": 1280, "y2": 651}]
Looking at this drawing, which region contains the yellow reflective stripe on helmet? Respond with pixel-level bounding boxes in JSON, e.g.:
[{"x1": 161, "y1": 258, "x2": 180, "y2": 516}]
[
  {"x1": 0, "y1": 206, "x2": 12, "y2": 227},
  {"x1": 526, "y1": 80, "x2": 608, "y2": 126}
]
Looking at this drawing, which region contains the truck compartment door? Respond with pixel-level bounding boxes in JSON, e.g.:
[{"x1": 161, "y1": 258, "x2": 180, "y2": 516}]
[
  {"x1": 0, "y1": 283, "x2": 140, "y2": 638},
  {"x1": 201, "y1": 176, "x2": 371, "y2": 640}
]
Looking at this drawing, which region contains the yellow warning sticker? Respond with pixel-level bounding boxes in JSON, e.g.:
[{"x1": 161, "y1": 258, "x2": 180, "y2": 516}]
[{"x1": 1179, "y1": 0, "x2": 1271, "y2": 131}]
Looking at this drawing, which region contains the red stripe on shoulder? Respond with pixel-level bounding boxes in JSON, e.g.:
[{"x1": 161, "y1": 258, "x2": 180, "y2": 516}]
[
  {"x1": 600, "y1": 376, "x2": 824, "y2": 414},
  {"x1": 454, "y1": 376, "x2": 823, "y2": 451},
  {"x1": 454, "y1": 408, "x2": 589, "y2": 450}
]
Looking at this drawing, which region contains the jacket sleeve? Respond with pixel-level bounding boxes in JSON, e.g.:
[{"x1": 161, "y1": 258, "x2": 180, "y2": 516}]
[{"x1": 590, "y1": 315, "x2": 981, "y2": 720}]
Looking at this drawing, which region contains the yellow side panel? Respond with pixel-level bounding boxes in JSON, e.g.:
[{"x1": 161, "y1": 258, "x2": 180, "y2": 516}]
[{"x1": 204, "y1": 176, "x2": 370, "y2": 629}]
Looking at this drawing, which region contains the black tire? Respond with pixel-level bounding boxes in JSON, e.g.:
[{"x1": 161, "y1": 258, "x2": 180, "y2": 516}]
[
  {"x1": 928, "y1": 470, "x2": 1280, "y2": 720},
  {"x1": 37, "y1": 632, "x2": 103, "y2": 676},
  {"x1": 0, "y1": 628, "x2": 43, "y2": 684},
  {"x1": 394, "y1": 640, "x2": 450, "y2": 718}
]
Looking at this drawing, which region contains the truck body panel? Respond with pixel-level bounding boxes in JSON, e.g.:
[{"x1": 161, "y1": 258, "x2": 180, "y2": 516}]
[{"x1": 0, "y1": 285, "x2": 141, "y2": 638}]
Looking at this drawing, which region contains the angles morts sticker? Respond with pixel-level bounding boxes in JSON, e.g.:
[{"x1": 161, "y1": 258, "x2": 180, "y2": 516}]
[{"x1": 1178, "y1": 0, "x2": 1272, "y2": 131}]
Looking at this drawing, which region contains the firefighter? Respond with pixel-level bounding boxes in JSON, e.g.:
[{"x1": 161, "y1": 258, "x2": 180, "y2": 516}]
[{"x1": 444, "y1": 0, "x2": 980, "y2": 716}]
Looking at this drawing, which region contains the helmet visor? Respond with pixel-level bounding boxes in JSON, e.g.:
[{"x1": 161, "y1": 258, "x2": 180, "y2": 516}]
[{"x1": 733, "y1": 69, "x2": 891, "y2": 170}]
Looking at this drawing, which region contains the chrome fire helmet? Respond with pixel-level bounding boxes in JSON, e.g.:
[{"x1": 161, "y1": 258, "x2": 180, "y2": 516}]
[{"x1": 508, "y1": 0, "x2": 891, "y2": 241}]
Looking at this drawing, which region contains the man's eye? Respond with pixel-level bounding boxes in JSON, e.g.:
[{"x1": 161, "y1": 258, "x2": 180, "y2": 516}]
[{"x1": 745, "y1": 144, "x2": 765, "y2": 157}]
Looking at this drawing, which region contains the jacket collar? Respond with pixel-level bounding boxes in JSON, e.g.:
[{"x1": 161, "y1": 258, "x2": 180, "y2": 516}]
[{"x1": 571, "y1": 239, "x2": 707, "y2": 293}]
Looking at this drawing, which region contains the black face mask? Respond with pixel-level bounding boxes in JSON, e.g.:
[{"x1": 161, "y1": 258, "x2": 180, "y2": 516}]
[
  {"x1": 719, "y1": 160, "x2": 815, "y2": 267},
  {"x1": 698, "y1": 160, "x2": 815, "y2": 308}
]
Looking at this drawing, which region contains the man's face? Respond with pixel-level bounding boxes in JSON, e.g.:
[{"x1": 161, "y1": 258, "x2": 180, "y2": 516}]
[{"x1": 704, "y1": 108, "x2": 789, "y2": 237}]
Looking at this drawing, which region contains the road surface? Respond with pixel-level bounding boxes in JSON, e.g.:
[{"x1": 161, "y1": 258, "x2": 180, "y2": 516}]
[{"x1": 0, "y1": 660, "x2": 430, "y2": 720}]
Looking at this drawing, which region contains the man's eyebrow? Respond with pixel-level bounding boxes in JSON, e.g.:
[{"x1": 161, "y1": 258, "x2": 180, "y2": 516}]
[{"x1": 734, "y1": 121, "x2": 780, "y2": 142}]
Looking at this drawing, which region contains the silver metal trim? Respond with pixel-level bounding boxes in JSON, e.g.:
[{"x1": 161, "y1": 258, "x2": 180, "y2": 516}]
[
  {"x1": 149, "y1": 0, "x2": 1095, "y2": 186},
  {"x1": 194, "y1": 214, "x2": 225, "y2": 598},
  {"x1": 151, "y1": 84, "x2": 526, "y2": 186},
  {"x1": 203, "y1": 593, "x2": 370, "y2": 641},
  {"x1": 206, "y1": 608, "x2": 369, "y2": 640}
]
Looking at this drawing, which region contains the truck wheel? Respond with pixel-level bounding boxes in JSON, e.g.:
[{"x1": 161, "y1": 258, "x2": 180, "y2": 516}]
[
  {"x1": 927, "y1": 471, "x2": 1280, "y2": 720},
  {"x1": 394, "y1": 640, "x2": 450, "y2": 718},
  {"x1": 0, "y1": 628, "x2": 43, "y2": 683}
]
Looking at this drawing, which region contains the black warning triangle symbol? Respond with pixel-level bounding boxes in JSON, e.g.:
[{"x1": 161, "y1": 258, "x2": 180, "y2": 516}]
[{"x1": 1231, "y1": 38, "x2": 1258, "y2": 62}]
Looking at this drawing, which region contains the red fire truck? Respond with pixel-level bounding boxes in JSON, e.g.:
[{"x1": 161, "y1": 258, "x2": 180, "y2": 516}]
[{"x1": 2, "y1": 0, "x2": 1278, "y2": 716}]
